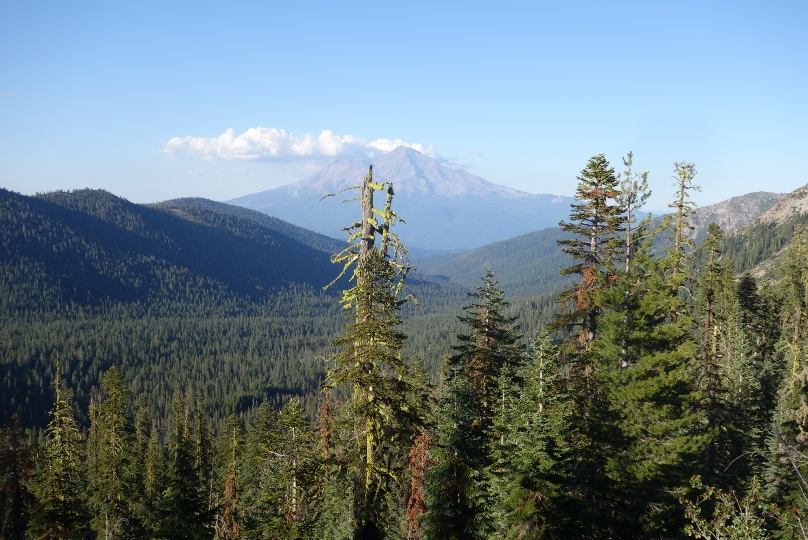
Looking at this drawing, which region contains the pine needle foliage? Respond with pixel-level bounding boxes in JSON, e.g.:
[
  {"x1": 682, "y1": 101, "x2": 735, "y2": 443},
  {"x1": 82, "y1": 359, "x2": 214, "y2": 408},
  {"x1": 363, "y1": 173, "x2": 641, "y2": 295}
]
[
  {"x1": 86, "y1": 366, "x2": 145, "y2": 539},
  {"x1": 422, "y1": 365, "x2": 489, "y2": 540},
  {"x1": 27, "y1": 361, "x2": 90, "y2": 540},
  {"x1": 450, "y1": 270, "x2": 524, "y2": 437},
  {"x1": 494, "y1": 334, "x2": 574, "y2": 539},
  {"x1": 668, "y1": 162, "x2": 700, "y2": 281}
]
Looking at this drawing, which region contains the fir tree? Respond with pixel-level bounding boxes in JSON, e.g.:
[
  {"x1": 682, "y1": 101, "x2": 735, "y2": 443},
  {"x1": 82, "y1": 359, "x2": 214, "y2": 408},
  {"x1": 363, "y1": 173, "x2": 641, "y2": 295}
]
[
  {"x1": 450, "y1": 270, "x2": 523, "y2": 442},
  {"x1": 695, "y1": 223, "x2": 741, "y2": 488},
  {"x1": 554, "y1": 154, "x2": 625, "y2": 537},
  {"x1": 596, "y1": 228, "x2": 706, "y2": 536},
  {"x1": 0, "y1": 414, "x2": 34, "y2": 540},
  {"x1": 401, "y1": 356, "x2": 436, "y2": 540},
  {"x1": 557, "y1": 153, "x2": 624, "y2": 347},
  {"x1": 252, "y1": 398, "x2": 316, "y2": 539},
  {"x1": 214, "y1": 414, "x2": 243, "y2": 540},
  {"x1": 494, "y1": 334, "x2": 574, "y2": 539},
  {"x1": 86, "y1": 366, "x2": 143, "y2": 539},
  {"x1": 238, "y1": 401, "x2": 281, "y2": 538},
  {"x1": 616, "y1": 151, "x2": 651, "y2": 274},
  {"x1": 153, "y1": 392, "x2": 214, "y2": 540},
  {"x1": 131, "y1": 400, "x2": 155, "y2": 534},
  {"x1": 764, "y1": 228, "x2": 808, "y2": 539},
  {"x1": 423, "y1": 271, "x2": 524, "y2": 539},
  {"x1": 27, "y1": 361, "x2": 90, "y2": 540},
  {"x1": 324, "y1": 166, "x2": 422, "y2": 539},
  {"x1": 143, "y1": 416, "x2": 166, "y2": 534},
  {"x1": 668, "y1": 161, "x2": 699, "y2": 282},
  {"x1": 422, "y1": 365, "x2": 489, "y2": 540}
]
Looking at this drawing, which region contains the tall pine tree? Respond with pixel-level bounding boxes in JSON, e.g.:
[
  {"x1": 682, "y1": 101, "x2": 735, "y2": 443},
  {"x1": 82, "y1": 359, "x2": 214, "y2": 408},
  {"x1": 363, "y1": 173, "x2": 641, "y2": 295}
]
[
  {"x1": 86, "y1": 366, "x2": 144, "y2": 539},
  {"x1": 27, "y1": 361, "x2": 90, "y2": 540},
  {"x1": 324, "y1": 166, "x2": 423, "y2": 539}
]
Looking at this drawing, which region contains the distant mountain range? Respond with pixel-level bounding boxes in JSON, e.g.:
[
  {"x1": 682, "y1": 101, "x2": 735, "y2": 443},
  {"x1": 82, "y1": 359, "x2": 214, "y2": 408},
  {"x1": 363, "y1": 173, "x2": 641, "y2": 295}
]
[{"x1": 226, "y1": 146, "x2": 575, "y2": 251}]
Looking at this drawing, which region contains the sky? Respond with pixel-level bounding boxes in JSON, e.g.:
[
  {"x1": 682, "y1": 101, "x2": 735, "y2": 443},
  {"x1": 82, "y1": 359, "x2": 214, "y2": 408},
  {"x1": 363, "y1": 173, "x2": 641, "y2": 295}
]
[{"x1": 1, "y1": 0, "x2": 806, "y2": 211}]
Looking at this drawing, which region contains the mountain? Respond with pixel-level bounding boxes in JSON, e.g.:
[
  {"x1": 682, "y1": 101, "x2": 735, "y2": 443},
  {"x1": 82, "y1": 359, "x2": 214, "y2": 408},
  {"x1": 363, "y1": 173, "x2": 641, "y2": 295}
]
[
  {"x1": 226, "y1": 146, "x2": 575, "y2": 251},
  {"x1": 718, "y1": 183, "x2": 808, "y2": 279},
  {"x1": 0, "y1": 188, "x2": 343, "y2": 308},
  {"x1": 415, "y1": 227, "x2": 575, "y2": 299},
  {"x1": 751, "y1": 183, "x2": 808, "y2": 225},
  {"x1": 419, "y1": 187, "x2": 794, "y2": 299},
  {"x1": 689, "y1": 191, "x2": 787, "y2": 241},
  {"x1": 153, "y1": 197, "x2": 346, "y2": 255}
]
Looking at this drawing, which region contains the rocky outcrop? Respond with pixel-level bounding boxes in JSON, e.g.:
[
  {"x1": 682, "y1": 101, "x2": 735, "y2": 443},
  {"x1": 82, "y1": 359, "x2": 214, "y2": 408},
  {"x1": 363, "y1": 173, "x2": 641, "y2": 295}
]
[{"x1": 690, "y1": 191, "x2": 787, "y2": 240}]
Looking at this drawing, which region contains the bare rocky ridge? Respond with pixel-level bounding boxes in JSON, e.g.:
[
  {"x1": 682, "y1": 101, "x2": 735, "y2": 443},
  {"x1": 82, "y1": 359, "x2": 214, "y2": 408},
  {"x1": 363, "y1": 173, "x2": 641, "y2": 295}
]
[
  {"x1": 690, "y1": 191, "x2": 787, "y2": 239},
  {"x1": 752, "y1": 184, "x2": 808, "y2": 224}
]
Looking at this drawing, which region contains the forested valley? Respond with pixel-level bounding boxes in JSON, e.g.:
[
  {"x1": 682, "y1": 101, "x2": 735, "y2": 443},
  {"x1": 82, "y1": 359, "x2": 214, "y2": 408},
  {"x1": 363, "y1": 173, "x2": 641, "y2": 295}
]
[{"x1": 2, "y1": 154, "x2": 808, "y2": 539}]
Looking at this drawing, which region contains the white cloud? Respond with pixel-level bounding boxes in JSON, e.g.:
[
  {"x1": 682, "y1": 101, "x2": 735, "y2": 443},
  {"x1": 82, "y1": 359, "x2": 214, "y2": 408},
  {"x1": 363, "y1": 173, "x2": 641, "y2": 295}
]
[{"x1": 161, "y1": 127, "x2": 439, "y2": 162}]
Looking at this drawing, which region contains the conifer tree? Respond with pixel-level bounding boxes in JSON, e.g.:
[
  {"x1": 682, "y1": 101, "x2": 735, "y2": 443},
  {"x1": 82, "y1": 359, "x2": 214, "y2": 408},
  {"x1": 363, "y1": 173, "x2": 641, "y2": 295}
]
[
  {"x1": 309, "y1": 396, "x2": 355, "y2": 540},
  {"x1": 450, "y1": 270, "x2": 523, "y2": 441},
  {"x1": 723, "y1": 276, "x2": 782, "y2": 481},
  {"x1": 27, "y1": 361, "x2": 90, "y2": 540},
  {"x1": 239, "y1": 401, "x2": 281, "y2": 537},
  {"x1": 143, "y1": 416, "x2": 166, "y2": 533},
  {"x1": 324, "y1": 166, "x2": 422, "y2": 538},
  {"x1": 401, "y1": 356, "x2": 435, "y2": 540},
  {"x1": 131, "y1": 400, "x2": 155, "y2": 533},
  {"x1": 87, "y1": 366, "x2": 143, "y2": 539},
  {"x1": 668, "y1": 161, "x2": 699, "y2": 282},
  {"x1": 695, "y1": 223, "x2": 741, "y2": 487},
  {"x1": 422, "y1": 365, "x2": 489, "y2": 540},
  {"x1": 423, "y1": 272, "x2": 523, "y2": 539},
  {"x1": 616, "y1": 151, "x2": 651, "y2": 274},
  {"x1": 251, "y1": 398, "x2": 317, "y2": 539},
  {"x1": 0, "y1": 414, "x2": 34, "y2": 540},
  {"x1": 404, "y1": 432, "x2": 432, "y2": 540},
  {"x1": 554, "y1": 154, "x2": 625, "y2": 536},
  {"x1": 596, "y1": 227, "x2": 706, "y2": 536},
  {"x1": 780, "y1": 226, "x2": 808, "y2": 378},
  {"x1": 557, "y1": 153, "x2": 624, "y2": 347},
  {"x1": 764, "y1": 228, "x2": 808, "y2": 538},
  {"x1": 215, "y1": 414, "x2": 243, "y2": 540},
  {"x1": 494, "y1": 334, "x2": 574, "y2": 539},
  {"x1": 154, "y1": 392, "x2": 214, "y2": 540}
]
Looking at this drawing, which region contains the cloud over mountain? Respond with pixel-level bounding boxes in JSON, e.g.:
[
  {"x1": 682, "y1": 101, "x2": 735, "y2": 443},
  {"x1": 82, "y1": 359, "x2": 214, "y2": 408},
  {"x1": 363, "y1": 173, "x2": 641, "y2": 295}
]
[{"x1": 161, "y1": 127, "x2": 438, "y2": 162}]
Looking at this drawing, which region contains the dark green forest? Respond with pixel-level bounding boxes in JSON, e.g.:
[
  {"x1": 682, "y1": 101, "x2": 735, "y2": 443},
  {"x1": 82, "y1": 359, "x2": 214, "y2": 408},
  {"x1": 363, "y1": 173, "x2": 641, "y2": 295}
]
[{"x1": 1, "y1": 155, "x2": 808, "y2": 539}]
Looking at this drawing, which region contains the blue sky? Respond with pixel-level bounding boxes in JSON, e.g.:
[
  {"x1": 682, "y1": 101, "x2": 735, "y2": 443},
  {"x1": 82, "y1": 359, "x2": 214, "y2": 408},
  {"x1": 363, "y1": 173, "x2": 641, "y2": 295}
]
[{"x1": 1, "y1": 1, "x2": 806, "y2": 210}]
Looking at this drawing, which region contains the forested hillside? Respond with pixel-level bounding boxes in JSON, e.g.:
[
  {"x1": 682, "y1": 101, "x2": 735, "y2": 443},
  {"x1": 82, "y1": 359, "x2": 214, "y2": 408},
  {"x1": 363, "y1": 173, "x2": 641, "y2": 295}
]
[
  {"x1": 0, "y1": 188, "x2": 477, "y2": 428},
  {"x1": 720, "y1": 184, "x2": 808, "y2": 277},
  {"x1": 415, "y1": 227, "x2": 576, "y2": 298},
  {"x1": 2, "y1": 161, "x2": 808, "y2": 539},
  {"x1": 153, "y1": 197, "x2": 347, "y2": 255}
]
